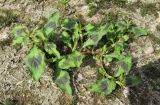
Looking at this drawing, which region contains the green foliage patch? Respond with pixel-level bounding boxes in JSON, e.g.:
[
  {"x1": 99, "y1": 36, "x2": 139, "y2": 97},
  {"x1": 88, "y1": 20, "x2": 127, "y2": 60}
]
[{"x1": 11, "y1": 11, "x2": 147, "y2": 96}]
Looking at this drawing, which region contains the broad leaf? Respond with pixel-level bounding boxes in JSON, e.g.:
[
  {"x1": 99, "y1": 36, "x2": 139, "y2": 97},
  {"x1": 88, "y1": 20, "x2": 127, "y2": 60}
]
[
  {"x1": 91, "y1": 78, "x2": 116, "y2": 95},
  {"x1": 84, "y1": 23, "x2": 95, "y2": 35},
  {"x1": 116, "y1": 21, "x2": 129, "y2": 32},
  {"x1": 44, "y1": 42, "x2": 60, "y2": 59},
  {"x1": 107, "y1": 79, "x2": 116, "y2": 94},
  {"x1": 114, "y1": 55, "x2": 132, "y2": 77},
  {"x1": 12, "y1": 36, "x2": 29, "y2": 45},
  {"x1": 55, "y1": 69, "x2": 72, "y2": 95},
  {"x1": 84, "y1": 23, "x2": 95, "y2": 32},
  {"x1": 82, "y1": 35, "x2": 96, "y2": 48},
  {"x1": 11, "y1": 25, "x2": 29, "y2": 45},
  {"x1": 104, "y1": 43, "x2": 124, "y2": 63},
  {"x1": 43, "y1": 11, "x2": 61, "y2": 36},
  {"x1": 82, "y1": 23, "x2": 111, "y2": 48},
  {"x1": 119, "y1": 56, "x2": 132, "y2": 73},
  {"x1": 62, "y1": 19, "x2": 76, "y2": 30},
  {"x1": 11, "y1": 25, "x2": 29, "y2": 37},
  {"x1": 58, "y1": 51, "x2": 85, "y2": 69},
  {"x1": 113, "y1": 43, "x2": 123, "y2": 55},
  {"x1": 114, "y1": 67, "x2": 125, "y2": 77},
  {"x1": 26, "y1": 46, "x2": 46, "y2": 80}
]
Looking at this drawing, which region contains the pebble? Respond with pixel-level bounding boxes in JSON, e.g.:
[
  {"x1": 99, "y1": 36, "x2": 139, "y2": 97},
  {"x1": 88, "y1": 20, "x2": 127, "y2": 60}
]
[{"x1": 144, "y1": 46, "x2": 154, "y2": 55}]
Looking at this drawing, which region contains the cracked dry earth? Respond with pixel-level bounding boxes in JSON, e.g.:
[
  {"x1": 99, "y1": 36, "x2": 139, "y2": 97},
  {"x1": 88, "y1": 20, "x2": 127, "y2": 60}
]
[{"x1": 0, "y1": 0, "x2": 160, "y2": 105}]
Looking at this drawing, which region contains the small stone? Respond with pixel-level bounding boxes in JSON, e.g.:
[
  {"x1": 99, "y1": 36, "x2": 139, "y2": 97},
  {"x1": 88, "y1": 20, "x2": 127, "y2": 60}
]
[
  {"x1": 77, "y1": 73, "x2": 83, "y2": 82},
  {"x1": 144, "y1": 46, "x2": 154, "y2": 55},
  {"x1": 127, "y1": 0, "x2": 138, "y2": 3},
  {"x1": 123, "y1": 87, "x2": 129, "y2": 98}
]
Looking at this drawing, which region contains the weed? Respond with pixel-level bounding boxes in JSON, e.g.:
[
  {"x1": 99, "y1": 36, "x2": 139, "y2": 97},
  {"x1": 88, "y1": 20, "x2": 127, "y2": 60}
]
[{"x1": 11, "y1": 11, "x2": 147, "y2": 96}]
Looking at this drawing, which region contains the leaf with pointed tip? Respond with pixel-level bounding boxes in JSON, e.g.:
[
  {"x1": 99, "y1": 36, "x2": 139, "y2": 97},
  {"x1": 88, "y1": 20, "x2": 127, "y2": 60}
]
[
  {"x1": 58, "y1": 51, "x2": 85, "y2": 69},
  {"x1": 116, "y1": 21, "x2": 129, "y2": 32},
  {"x1": 55, "y1": 69, "x2": 72, "y2": 95},
  {"x1": 26, "y1": 46, "x2": 46, "y2": 80},
  {"x1": 82, "y1": 23, "x2": 111, "y2": 48},
  {"x1": 44, "y1": 42, "x2": 60, "y2": 59},
  {"x1": 43, "y1": 11, "x2": 61, "y2": 36},
  {"x1": 85, "y1": 24, "x2": 95, "y2": 32}
]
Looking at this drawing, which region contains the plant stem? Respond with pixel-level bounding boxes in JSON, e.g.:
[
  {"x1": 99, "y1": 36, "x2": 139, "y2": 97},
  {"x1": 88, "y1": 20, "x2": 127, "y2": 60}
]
[{"x1": 72, "y1": 41, "x2": 78, "y2": 52}]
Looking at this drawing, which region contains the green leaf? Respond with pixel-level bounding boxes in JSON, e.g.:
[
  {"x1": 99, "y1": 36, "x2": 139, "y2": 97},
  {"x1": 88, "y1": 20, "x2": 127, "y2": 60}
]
[
  {"x1": 84, "y1": 23, "x2": 95, "y2": 34},
  {"x1": 61, "y1": 31, "x2": 72, "y2": 48},
  {"x1": 91, "y1": 78, "x2": 116, "y2": 95},
  {"x1": 58, "y1": 51, "x2": 85, "y2": 69},
  {"x1": 11, "y1": 25, "x2": 29, "y2": 45},
  {"x1": 132, "y1": 26, "x2": 147, "y2": 37},
  {"x1": 113, "y1": 43, "x2": 123, "y2": 55},
  {"x1": 104, "y1": 53, "x2": 124, "y2": 63},
  {"x1": 43, "y1": 11, "x2": 61, "y2": 36},
  {"x1": 82, "y1": 31, "x2": 105, "y2": 48},
  {"x1": 44, "y1": 42, "x2": 60, "y2": 59},
  {"x1": 99, "y1": 23, "x2": 113, "y2": 35},
  {"x1": 120, "y1": 56, "x2": 132, "y2": 73},
  {"x1": 114, "y1": 55, "x2": 132, "y2": 77},
  {"x1": 122, "y1": 35, "x2": 129, "y2": 41},
  {"x1": 82, "y1": 36, "x2": 95, "y2": 48},
  {"x1": 116, "y1": 21, "x2": 129, "y2": 32},
  {"x1": 82, "y1": 23, "x2": 111, "y2": 48},
  {"x1": 104, "y1": 55, "x2": 113, "y2": 62},
  {"x1": 12, "y1": 36, "x2": 29, "y2": 45},
  {"x1": 98, "y1": 68, "x2": 112, "y2": 79},
  {"x1": 32, "y1": 30, "x2": 46, "y2": 43},
  {"x1": 26, "y1": 46, "x2": 46, "y2": 80},
  {"x1": 114, "y1": 67, "x2": 125, "y2": 77},
  {"x1": 107, "y1": 79, "x2": 116, "y2": 94},
  {"x1": 55, "y1": 69, "x2": 72, "y2": 95},
  {"x1": 72, "y1": 22, "x2": 81, "y2": 41},
  {"x1": 11, "y1": 25, "x2": 29, "y2": 37},
  {"x1": 62, "y1": 19, "x2": 76, "y2": 30}
]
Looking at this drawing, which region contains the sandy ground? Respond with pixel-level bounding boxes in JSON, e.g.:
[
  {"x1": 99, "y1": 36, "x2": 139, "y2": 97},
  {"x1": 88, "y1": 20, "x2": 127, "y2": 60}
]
[{"x1": 0, "y1": 0, "x2": 160, "y2": 105}]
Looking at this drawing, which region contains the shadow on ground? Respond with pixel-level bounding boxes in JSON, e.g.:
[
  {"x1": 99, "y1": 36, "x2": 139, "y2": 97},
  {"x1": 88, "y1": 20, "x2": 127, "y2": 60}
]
[{"x1": 128, "y1": 59, "x2": 160, "y2": 105}]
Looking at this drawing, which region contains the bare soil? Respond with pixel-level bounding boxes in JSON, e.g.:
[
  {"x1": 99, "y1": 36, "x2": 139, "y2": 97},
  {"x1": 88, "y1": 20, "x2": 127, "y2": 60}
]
[{"x1": 0, "y1": 0, "x2": 160, "y2": 105}]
